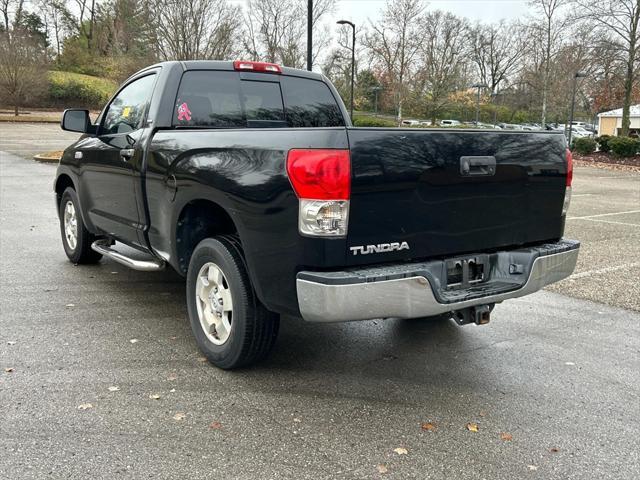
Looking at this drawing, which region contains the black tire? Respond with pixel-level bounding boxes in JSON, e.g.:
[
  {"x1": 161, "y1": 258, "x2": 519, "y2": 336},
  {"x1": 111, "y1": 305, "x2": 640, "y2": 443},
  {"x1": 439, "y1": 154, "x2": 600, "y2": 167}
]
[
  {"x1": 186, "y1": 236, "x2": 279, "y2": 369},
  {"x1": 59, "y1": 187, "x2": 102, "y2": 264}
]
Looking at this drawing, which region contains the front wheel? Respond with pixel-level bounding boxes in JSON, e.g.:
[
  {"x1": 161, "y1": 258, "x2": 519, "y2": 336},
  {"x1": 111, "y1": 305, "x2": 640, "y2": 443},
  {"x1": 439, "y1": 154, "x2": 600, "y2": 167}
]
[
  {"x1": 59, "y1": 187, "x2": 102, "y2": 264},
  {"x1": 186, "y1": 236, "x2": 279, "y2": 369}
]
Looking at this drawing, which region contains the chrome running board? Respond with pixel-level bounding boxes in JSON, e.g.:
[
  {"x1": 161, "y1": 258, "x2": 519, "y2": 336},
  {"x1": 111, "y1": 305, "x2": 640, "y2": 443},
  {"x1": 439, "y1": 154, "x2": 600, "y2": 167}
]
[{"x1": 91, "y1": 240, "x2": 165, "y2": 272}]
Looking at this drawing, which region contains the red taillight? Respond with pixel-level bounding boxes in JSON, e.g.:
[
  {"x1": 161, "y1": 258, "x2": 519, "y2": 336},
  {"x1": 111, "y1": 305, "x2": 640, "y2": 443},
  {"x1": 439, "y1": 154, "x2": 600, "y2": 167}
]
[
  {"x1": 566, "y1": 148, "x2": 573, "y2": 186},
  {"x1": 233, "y1": 60, "x2": 282, "y2": 74},
  {"x1": 286, "y1": 149, "x2": 351, "y2": 200}
]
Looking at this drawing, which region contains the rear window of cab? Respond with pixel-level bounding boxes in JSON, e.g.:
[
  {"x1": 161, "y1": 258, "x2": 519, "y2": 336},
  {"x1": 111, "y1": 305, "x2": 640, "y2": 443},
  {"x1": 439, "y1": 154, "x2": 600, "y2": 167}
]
[{"x1": 172, "y1": 71, "x2": 345, "y2": 129}]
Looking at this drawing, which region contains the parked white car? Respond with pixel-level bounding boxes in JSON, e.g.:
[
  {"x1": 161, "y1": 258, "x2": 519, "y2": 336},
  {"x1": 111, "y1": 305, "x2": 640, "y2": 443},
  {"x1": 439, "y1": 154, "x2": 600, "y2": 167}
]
[
  {"x1": 439, "y1": 119, "x2": 461, "y2": 126},
  {"x1": 571, "y1": 126, "x2": 594, "y2": 138},
  {"x1": 476, "y1": 122, "x2": 502, "y2": 129}
]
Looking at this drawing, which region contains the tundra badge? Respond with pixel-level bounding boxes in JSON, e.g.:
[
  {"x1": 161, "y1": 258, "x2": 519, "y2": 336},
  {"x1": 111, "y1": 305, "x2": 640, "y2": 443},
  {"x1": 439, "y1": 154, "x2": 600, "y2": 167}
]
[{"x1": 349, "y1": 242, "x2": 410, "y2": 255}]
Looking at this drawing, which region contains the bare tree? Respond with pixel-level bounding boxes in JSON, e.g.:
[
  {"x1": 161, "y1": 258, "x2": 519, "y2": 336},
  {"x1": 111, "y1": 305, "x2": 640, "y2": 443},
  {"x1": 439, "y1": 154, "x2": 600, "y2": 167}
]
[
  {"x1": 0, "y1": 31, "x2": 47, "y2": 115},
  {"x1": 1, "y1": 0, "x2": 25, "y2": 31},
  {"x1": 39, "y1": 0, "x2": 69, "y2": 58},
  {"x1": 72, "y1": 0, "x2": 97, "y2": 51},
  {"x1": 365, "y1": 0, "x2": 424, "y2": 122},
  {"x1": 243, "y1": 0, "x2": 334, "y2": 69},
  {"x1": 572, "y1": 0, "x2": 640, "y2": 136},
  {"x1": 1, "y1": 0, "x2": 11, "y2": 30},
  {"x1": 469, "y1": 21, "x2": 525, "y2": 93},
  {"x1": 415, "y1": 11, "x2": 470, "y2": 124},
  {"x1": 147, "y1": 0, "x2": 242, "y2": 61},
  {"x1": 529, "y1": 0, "x2": 569, "y2": 127}
]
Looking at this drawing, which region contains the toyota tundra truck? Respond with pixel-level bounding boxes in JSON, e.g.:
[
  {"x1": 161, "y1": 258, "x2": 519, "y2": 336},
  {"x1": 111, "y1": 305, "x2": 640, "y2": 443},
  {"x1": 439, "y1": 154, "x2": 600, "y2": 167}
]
[{"x1": 55, "y1": 60, "x2": 579, "y2": 369}]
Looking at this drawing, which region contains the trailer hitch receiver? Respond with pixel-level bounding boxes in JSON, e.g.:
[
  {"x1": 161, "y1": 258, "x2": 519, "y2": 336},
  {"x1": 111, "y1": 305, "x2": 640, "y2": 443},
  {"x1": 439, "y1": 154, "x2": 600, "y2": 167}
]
[{"x1": 452, "y1": 304, "x2": 493, "y2": 326}]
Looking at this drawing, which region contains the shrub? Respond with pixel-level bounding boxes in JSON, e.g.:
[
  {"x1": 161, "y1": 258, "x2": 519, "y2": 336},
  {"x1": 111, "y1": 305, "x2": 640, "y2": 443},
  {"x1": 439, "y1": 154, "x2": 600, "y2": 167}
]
[
  {"x1": 596, "y1": 135, "x2": 612, "y2": 153},
  {"x1": 572, "y1": 137, "x2": 597, "y2": 155},
  {"x1": 352, "y1": 115, "x2": 397, "y2": 127},
  {"x1": 48, "y1": 71, "x2": 117, "y2": 109},
  {"x1": 608, "y1": 136, "x2": 640, "y2": 157}
]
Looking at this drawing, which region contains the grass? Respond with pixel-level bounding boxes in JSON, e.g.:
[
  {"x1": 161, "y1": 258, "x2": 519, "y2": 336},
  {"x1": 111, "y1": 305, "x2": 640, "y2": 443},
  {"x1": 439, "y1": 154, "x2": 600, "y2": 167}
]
[{"x1": 48, "y1": 70, "x2": 118, "y2": 107}]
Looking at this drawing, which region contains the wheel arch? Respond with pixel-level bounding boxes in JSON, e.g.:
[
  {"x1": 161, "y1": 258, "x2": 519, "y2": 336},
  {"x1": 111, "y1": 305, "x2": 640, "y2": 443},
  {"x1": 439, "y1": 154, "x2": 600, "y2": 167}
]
[
  {"x1": 174, "y1": 198, "x2": 239, "y2": 275},
  {"x1": 54, "y1": 174, "x2": 75, "y2": 208}
]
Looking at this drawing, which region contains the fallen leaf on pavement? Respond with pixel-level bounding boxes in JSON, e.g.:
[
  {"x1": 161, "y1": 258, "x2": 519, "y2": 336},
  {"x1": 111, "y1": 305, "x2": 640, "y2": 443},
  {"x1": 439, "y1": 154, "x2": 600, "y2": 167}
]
[
  {"x1": 4, "y1": 367, "x2": 14, "y2": 373},
  {"x1": 421, "y1": 422, "x2": 437, "y2": 431},
  {"x1": 149, "y1": 394, "x2": 161, "y2": 400},
  {"x1": 393, "y1": 447, "x2": 408, "y2": 455},
  {"x1": 377, "y1": 464, "x2": 388, "y2": 474},
  {"x1": 78, "y1": 403, "x2": 93, "y2": 410},
  {"x1": 209, "y1": 421, "x2": 222, "y2": 430},
  {"x1": 479, "y1": 411, "x2": 487, "y2": 417},
  {"x1": 500, "y1": 432, "x2": 513, "y2": 441},
  {"x1": 173, "y1": 412, "x2": 186, "y2": 421},
  {"x1": 466, "y1": 423, "x2": 479, "y2": 432},
  {"x1": 550, "y1": 447, "x2": 560, "y2": 453},
  {"x1": 108, "y1": 386, "x2": 120, "y2": 392},
  {"x1": 528, "y1": 465, "x2": 538, "y2": 471},
  {"x1": 129, "y1": 339, "x2": 138, "y2": 344}
]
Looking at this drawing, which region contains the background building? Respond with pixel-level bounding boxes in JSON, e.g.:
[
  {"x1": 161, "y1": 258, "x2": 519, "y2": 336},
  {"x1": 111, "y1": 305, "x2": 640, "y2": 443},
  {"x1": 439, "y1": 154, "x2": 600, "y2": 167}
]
[{"x1": 598, "y1": 105, "x2": 640, "y2": 137}]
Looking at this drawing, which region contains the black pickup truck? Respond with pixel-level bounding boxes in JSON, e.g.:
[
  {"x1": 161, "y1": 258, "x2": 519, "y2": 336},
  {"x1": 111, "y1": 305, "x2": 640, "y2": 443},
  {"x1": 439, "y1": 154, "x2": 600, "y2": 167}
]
[{"x1": 55, "y1": 60, "x2": 579, "y2": 369}]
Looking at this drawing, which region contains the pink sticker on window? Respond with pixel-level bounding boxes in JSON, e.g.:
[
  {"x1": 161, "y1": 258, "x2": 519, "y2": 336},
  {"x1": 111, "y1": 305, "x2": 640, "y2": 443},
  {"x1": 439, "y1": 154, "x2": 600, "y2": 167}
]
[{"x1": 177, "y1": 102, "x2": 192, "y2": 122}]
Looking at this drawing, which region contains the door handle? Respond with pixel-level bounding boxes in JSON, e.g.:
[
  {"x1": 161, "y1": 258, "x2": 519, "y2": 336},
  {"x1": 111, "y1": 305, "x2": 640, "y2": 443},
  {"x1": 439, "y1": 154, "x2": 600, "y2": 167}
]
[
  {"x1": 120, "y1": 148, "x2": 135, "y2": 161},
  {"x1": 460, "y1": 156, "x2": 496, "y2": 176}
]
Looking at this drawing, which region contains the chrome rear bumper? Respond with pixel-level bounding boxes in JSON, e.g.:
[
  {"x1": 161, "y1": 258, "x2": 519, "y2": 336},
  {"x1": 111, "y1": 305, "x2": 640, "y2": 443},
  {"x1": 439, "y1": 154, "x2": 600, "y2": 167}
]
[{"x1": 296, "y1": 240, "x2": 579, "y2": 323}]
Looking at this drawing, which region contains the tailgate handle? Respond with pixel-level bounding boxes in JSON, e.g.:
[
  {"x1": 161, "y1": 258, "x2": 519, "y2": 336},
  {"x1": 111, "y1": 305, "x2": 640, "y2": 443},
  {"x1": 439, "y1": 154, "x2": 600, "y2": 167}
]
[{"x1": 460, "y1": 156, "x2": 496, "y2": 176}]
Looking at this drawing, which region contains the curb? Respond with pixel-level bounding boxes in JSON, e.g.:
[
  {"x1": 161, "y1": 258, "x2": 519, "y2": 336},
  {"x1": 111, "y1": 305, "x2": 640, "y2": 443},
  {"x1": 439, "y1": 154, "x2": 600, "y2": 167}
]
[
  {"x1": 0, "y1": 118, "x2": 60, "y2": 123},
  {"x1": 33, "y1": 154, "x2": 61, "y2": 164}
]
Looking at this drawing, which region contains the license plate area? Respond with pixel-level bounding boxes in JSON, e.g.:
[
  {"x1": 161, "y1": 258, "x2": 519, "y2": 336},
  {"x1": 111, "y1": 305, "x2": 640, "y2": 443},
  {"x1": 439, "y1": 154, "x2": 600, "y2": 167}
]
[{"x1": 445, "y1": 255, "x2": 488, "y2": 289}]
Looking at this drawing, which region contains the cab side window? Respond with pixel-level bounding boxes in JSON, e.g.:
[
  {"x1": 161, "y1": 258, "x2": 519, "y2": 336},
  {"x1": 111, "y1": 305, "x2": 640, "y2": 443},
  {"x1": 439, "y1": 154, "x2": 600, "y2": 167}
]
[{"x1": 102, "y1": 74, "x2": 156, "y2": 135}]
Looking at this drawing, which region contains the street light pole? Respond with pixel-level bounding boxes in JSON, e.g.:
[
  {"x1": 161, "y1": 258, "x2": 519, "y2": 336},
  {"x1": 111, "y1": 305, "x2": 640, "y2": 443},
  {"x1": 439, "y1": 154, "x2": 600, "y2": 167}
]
[
  {"x1": 372, "y1": 86, "x2": 382, "y2": 116},
  {"x1": 307, "y1": 0, "x2": 313, "y2": 71},
  {"x1": 337, "y1": 20, "x2": 355, "y2": 119},
  {"x1": 568, "y1": 72, "x2": 587, "y2": 146},
  {"x1": 472, "y1": 83, "x2": 488, "y2": 126},
  {"x1": 490, "y1": 91, "x2": 499, "y2": 127}
]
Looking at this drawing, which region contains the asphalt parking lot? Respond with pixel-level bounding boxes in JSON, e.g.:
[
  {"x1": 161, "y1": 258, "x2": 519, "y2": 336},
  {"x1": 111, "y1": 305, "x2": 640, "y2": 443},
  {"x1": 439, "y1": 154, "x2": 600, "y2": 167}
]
[
  {"x1": 548, "y1": 165, "x2": 640, "y2": 311},
  {"x1": 1, "y1": 124, "x2": 639, "y2": 479}
]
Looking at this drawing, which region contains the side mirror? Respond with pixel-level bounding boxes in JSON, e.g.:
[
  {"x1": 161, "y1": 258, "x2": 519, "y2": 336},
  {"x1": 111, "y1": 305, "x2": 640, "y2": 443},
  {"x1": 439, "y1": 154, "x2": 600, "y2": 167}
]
[{"x1": 61, "y1": 109, "x2": 95, "y2": 134}]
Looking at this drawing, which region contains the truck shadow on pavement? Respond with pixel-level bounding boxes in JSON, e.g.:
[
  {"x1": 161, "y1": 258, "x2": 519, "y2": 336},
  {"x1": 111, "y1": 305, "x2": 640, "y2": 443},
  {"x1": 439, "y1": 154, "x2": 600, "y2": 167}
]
[{"x1": 80, "y1": 259, "x2": 492, "y2": 398}]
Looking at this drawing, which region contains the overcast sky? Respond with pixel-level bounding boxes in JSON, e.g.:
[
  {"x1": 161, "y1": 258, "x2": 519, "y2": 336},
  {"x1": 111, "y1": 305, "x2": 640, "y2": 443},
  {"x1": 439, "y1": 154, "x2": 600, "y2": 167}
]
[{"x1": 333, "y1": 0, "x2": 531, "y2": 25}]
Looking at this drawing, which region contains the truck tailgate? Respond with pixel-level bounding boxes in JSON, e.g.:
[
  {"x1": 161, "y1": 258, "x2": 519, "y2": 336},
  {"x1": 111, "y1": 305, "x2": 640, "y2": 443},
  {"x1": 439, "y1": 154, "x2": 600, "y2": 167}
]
[{"x1": 345, "y1": 128, "x2": 568, "y2": 265}]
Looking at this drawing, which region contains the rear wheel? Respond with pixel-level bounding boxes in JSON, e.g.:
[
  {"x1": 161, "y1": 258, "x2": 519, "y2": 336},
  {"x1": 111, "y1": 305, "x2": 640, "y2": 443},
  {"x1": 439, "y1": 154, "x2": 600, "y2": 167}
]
[
  {"x1": 186, "y1": 236, "x2": 279, "y2": 369},
  {"x1": 59, "y1": 187, "x2": 102, "y2": 264}
]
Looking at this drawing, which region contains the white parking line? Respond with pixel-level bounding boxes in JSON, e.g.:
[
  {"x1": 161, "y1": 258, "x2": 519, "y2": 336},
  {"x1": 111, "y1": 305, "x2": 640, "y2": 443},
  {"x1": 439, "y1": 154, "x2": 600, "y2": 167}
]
[
  {"x1": 569, "y1": 263, "x2": 640, "y2": 279},
  {"x1": 569, "y1": 218, "x2": 640, "y2": 227},
  {"x1": 593, "y1": 175, "x2": 640, "y2": 179},
  {"x1": 568, "y1": 209, "x2": 640, "y2": 220}
]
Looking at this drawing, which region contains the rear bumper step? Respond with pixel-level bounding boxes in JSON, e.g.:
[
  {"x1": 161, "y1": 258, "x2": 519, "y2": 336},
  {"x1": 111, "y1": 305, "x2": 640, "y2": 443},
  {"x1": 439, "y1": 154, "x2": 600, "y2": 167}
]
[
  {"x1": 296, "y1": 239, "x2": 579, "y2": 323},
  {"x1": 91, "y1": 240, "x2": 165, "y2": 272}
]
